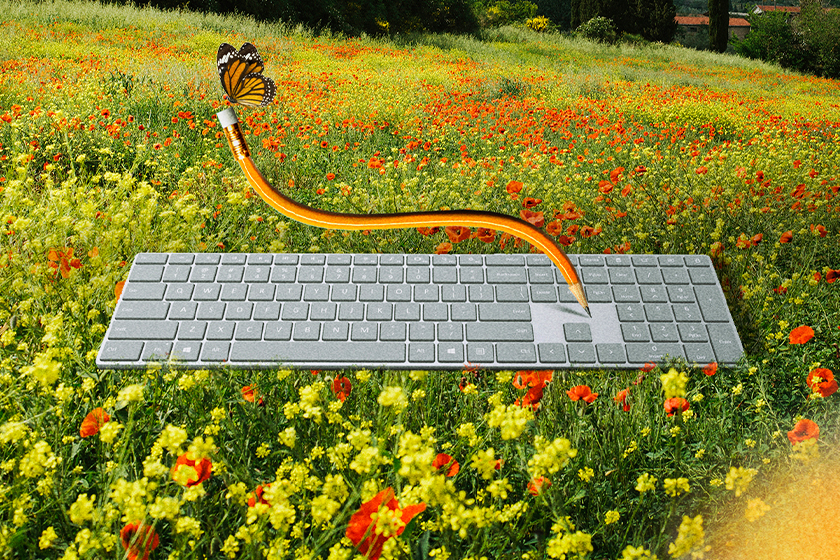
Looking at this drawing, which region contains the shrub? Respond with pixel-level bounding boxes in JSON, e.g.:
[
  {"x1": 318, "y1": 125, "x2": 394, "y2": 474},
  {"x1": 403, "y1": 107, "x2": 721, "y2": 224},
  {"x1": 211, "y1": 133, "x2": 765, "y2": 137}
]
[
  {"x1": 483, "y1": 0, "x2": 538, "y2": 26},
  {"x1": 525, "y1": 15, "x2": 550, "y2": 32},
  {"x1": 576, "y1": 15, "x2": 617, "y2": 44}
]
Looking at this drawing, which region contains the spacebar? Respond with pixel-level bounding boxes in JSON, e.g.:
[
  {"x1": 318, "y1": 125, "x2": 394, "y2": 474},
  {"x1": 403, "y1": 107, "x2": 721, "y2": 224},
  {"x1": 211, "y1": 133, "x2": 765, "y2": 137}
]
[{"x1": 229, "y1": 341, "x2": 405, "y2": 363}]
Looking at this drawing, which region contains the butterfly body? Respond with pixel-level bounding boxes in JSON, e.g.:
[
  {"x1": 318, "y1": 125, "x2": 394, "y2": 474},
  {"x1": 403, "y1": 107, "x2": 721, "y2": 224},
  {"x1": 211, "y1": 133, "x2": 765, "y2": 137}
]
[{"x1": 217, "y1": 42, "x2": 276, "y2": 108}]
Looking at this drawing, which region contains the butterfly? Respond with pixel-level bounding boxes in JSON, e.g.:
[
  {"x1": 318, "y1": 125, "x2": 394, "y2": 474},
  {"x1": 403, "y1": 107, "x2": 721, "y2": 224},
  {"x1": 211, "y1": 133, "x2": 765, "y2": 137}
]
[{"x1": 217, "y1": 42, "x2": 276, "y2": 108}]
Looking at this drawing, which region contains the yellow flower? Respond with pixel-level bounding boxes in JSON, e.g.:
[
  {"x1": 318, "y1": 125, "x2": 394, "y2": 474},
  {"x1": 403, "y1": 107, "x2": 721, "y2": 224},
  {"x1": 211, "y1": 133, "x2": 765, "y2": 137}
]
[
  {"x1": 99, "y1": 421, "x2": 123, "y2": 445},
  {"x1": 744, "y1": 498, "x2": 771, "y2": 522},
  {"x1": 116, "y1": 383, "x2": 145, "y2": 404},
  {"x1": 605, "y1": 510, "x2": 620, "y2": 524},
  {"x1": 660, "y1": 368, "x2": 688, "y2": 399},
  {"x1": 38, "y1": 526, "x2": 58, "y2": 549},
  {"x1": 356, "y1": 369, "x2": 371, "y2": 383},
  {"x1": 668, "y1": 515, "x2": 705, "y2": 558},
  {"x1": 725, "y1": 466, "x2": 757, "y2": 497},
  {"x1": 69, "y1": 493, "x2": 97, "y2": 524},
  {"x1": 528, "y1": 436, "x2": 577, "y2": 479},
  {"x1": 578, "y1": 467, "x2": 595, "y2": 482},
  {"x1": 636, "y1": 473, "x2": 657, "y2": 493},
  {"x1": 377, "y1": 386, "x2": 407, "y2": 409},
  {"x1": 619, "y1": 545, "x2": 658, "y2": 559},
  {"x1": 663, "y1": 478, "x2": 690, "y2": 497}
]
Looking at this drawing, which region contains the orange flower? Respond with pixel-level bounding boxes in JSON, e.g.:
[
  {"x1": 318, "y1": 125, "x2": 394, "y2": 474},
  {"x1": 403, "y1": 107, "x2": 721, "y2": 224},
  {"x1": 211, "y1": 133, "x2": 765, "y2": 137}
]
[
  {"x1": 613, "y1": 388, "x2": 630, "y2": 412},
  {"x1": 345, "y1": 488, "x2": 426, "y2": 560},
  {"x1": 827, "y1": 269, "x2": 839, "y2": 284},
  {"x1": 567, "y1": 385, "x2": 598, "y2": 403},
  {"x1": 80, "y1": 408, "x2": 110, "y2": 438},
  {"x1": 435, "y1": 242, "x2": 452, "y2": 255},
  {"x1": 445, "y1": 226, "x2": 471, "y2": 243},
  {"x1": 779, "y1": 230, "x2": 793, "y2": 244},
  {"x1": 332, "y1": 376, "x2": 352, "y2": 402},
  {"x1": 527, "y1": 476, "x2": 551, "y2": 496},
  {"x1": 120, "y1": 521, "x2": 159, "y2": 560},
  {"x1": 506, "y1": 180, "x2": 523, "y2": 194},
  {"x1": 171, "y1": 453, "x2": 212, "y2": 487},
  {"x1": 326, "y1": 172, "x2": 336, "y2": 180},
  {"x1": 416, "y1": 227, "x2": 440, "y2": 236},
  {"x1": 522, "y1": 196, "x2": 542, "y2": 208},
  {"x1": 703, "y1": 362, "x2": 718, "y2": 377},
  {"x1": 248, "y1": 483, "x2": 271, "y2": 507},
  {"x1": 663, "y1": 397, "x2": 689, "y2": 417},
  {"x1": 241, "y1": 385, "x2": 264, "y2": 406},
  {"x1": 787, "y1": 419, "x2": 819, "y2": 444},
  {"x1": 789, "y1": 325, "x2": 815, "y2": 345},
  {"x1": 519, "y1": 209, "x2": 544, "y2": 228},
  {"x1": 474, "y1": 228, "x2": 496, "y2": 243},
  {"x1": 546, "y1": 220, "x2": 565, "y2": 236},
  {"x1": 432, "y1": 453, "x2": 460, "y2": 477},
  {"x1": 580, "y1": 225, "x2": 602, "y2": 238},
  {"x1": 115, "y1": 280, "x2": 126, "y2": 300},
  {"x1": 47, "y1": 247, "x2": 82, "y2": 278},
  {"x1": 806, "y1": 368, "x2": 838, "y2": 398},
  {"x1": 515, "y1": 384, "x2": 545, "y2": 410},
  {"x1": 513, "y1": 370, "x2": 553, "y2": 389}
]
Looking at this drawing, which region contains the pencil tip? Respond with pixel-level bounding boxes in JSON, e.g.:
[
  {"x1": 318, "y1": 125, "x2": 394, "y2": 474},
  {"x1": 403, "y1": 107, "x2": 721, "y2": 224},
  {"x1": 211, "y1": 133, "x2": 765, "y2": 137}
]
[{"x1": 585, "y1": 306, "x2": 592, "y2": 318}]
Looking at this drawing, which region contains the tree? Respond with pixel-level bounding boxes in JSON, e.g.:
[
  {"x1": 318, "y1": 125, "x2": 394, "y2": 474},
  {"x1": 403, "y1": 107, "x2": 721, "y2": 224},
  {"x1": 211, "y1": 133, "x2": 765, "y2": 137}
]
[
  {"x1": 799, "y1": 0, "x2": 840, "y2": 78},
  {"x1": 635, "y1": 0, "x2": 677, "y2": 42},
  {"x1": 708, "y1": 0, "x2": 730, "y2": 53},
  {"x1": 731, "y1": 11, "x2": 809, "y2": 71}
]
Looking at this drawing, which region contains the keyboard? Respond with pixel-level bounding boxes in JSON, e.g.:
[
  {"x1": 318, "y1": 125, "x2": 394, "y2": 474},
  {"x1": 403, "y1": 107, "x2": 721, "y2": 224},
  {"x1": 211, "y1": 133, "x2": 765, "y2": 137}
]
[{"x1": 96, "y1": 252, "x2": 744, "y2": 370}]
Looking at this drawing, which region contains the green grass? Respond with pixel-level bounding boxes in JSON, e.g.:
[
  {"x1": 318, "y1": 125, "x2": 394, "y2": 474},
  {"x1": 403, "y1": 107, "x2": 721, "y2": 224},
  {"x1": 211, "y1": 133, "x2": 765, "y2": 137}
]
[{"x1": 1, "y1": 1, "x2": 839, "y2": 559}]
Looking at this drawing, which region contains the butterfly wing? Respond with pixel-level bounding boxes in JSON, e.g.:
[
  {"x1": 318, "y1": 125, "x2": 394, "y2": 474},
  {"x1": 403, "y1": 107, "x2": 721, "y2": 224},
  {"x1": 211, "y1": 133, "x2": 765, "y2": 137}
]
[{"x1": 217, "y1": 42, "x2": 275, "y2": 108}]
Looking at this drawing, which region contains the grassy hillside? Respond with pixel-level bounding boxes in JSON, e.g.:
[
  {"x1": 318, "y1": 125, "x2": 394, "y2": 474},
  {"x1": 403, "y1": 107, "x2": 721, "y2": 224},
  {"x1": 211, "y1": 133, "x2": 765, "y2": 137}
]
[{"x1": 1, "y1": 1, "x2": 839, "y2": 559}]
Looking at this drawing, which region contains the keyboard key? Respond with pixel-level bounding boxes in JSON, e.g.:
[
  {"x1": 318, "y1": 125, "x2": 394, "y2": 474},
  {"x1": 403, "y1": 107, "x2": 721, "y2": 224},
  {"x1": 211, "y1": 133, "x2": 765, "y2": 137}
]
[
  {"x1": 695, "y1": 286, "x2": 730, "y2": 322},
  {"x1": 406, "y1": 267, "x2": 430, "y2": 283},
  {"x1": 367, "y1": 303, "x2": 393, "y2": 321},
  {"x1": 275, "y1": 285, "x2": 303, "y2": 301},
  {"x1": 200, "y1": 342, "x2": 230, "y2": 362},
  {"x1": 193, "y1": 284, "x2": 221, "y2": 301},
  {"x1": 414, "y1": 286, "x2": 439, "y2": 302},
  {"x1": 359, "y1": 285, "x2": 385, "y2": 301},
  {"x1": 163, "y1": 265, "x2": 191, "y2": 283},
  {"x1": 248, "y1": 284, "x2": 276, "y2": 301},
  {"x1": 222, "y1": 254, "x2": 247, "y2": 265},
  {"x1": 707, "y1": 323, "x2": 744, "y2": 363},
  {"x1": 612, "y1": 286, "x2": 640, "y2": 303},
  {"x1": 168, "y1": 302, "x2": 197, "y2": 320},
  {"x1": 225, "y1": 302, "x2": 253, "y2": 320},
  {"x1": 659, "y1": 256, "x2": 683, "y2": 266},
  {"x1": 247, "y1": 254, "x2": 273, "y2": 265},
  {"x1": 129, "y1": 264, "x2": 164, "y2": 282},
  {"x1": 678, "y1": 324, "x2": 708, "y2": 343},
  {"x1": 409, "y1": 323, "x2": 435, "y2": 341},
  {"x1": 631, "y1": 255, "x2": 657, "y2": 266},
  {"x1": 478, "y1": 303, "x2": 530, "y2": 321},
  {"x1": 339, "y1": 303, "x2": 364, "y2": 321},
  {"x1": 438, "y1": 323, "x2": 463, "y2": 341},
  {"x1": 578, "y1": 255, "x2": 604, "y2": 266},
  {"x1": 99, "y1": 340, "x2": 144, "y2": 361},
  {"x1": 626, "y1": 343, "x2": 684, "y2": 363},
  {"x1": 496, "y1": 286, "x2": 529, "y2": 302},
  {"x1": 164, "y1": 283, "x2": 194, "y2": 301},
  {"x1": 218, "y1": 265, "x2": 244, "y2": 282},
  {"x1": 380, "y1": 255, "x2": 404, "y2": 265},
  {"x1": 567, "y1": 343, "x2": 596, "y2": 363},
  {"x1": 221, "y1": 284, "x2": 248, "y2": 301},
  {"x1": 351, "y1": 323, "x2": 378, "y2": 341},
  {"x1": 621, "y1": 324, "x2": 649, "y2": 342},
  {"x1": 281, "y1": 303, "x2": 309, "y2": 320},
  {"x1": 395, "y1": 303, "x2": 420, "y2": 321},
  {"x1": 467, "y1": 342, "x2": 494, "y2": 362},
  {"x1": 460, "y1": 255, "x2": 484, "y2": 266},
  {"x1": 673, "y1": 303, "x2": 702, "y2": 322},
  {"x1": 406, "y1": 255, "x2": 430, "y2": 265},
  {"x1": 423, "y1": 303, "x2": 448, "y2": 321},
  {"x1": 171, "y1": 342, "x2": 201, "y2": 362},
  {"x1": 433, "y1": 268, "x2": 456, "y2": 283},
  {"x1": 688, "y1": 267, "x2": 717, "y2": 285},
  {"x1": 190, "y1": 265, "x2": 217, "y2": 282},
  {"x1": 206, "y1": 321, "x2": 234, "y2": 340},
  {"x1": 301, "y1": 255, "x2": 326, "y2": 265},
  {"x1": 310, "y1": 303, "x2": 337, "y2": 321},
  {"x1": 303, "y1": 285, "x2": 330, "y2": 301},
  {"x1": 617, "y1": 304, "x2": 644, "y2": 322},
  {"x1": 644, "y1": 304, "x2": 673, "y2": 322},
  {"x1": 273, "y1": 255, "x2": 298, "y2": 264},
  {"x1": 135, "y1": 253, "x2": 168, "y2": 264},
  {"x1": 195, "y1": 254, "x2": 221, "y2": 264},
  {"x1": 636, "y1": 269, "x2": 663, "y2": 284},
  {"x1": 441, "y1": 285, "x2": 467, "y2": 302},
  {"x1": 584, "y1": 286, "x2": 612, "y2": 303},
  {"x1": 409, "y1": 343, "x2": 435, "y2": 362},
  {"x1": 253, "y1": 302, "x2": 281, "y2": 321},
  {"x1": 332, "y1": 285, "x2": 357, "y2": 301},
  {"x1": 487, "y1": 267, "x2": 527, "y2": 284},
  {"x1": 380, "y1": 266, "x2": 405, "y2": 283},
  {"x1": 460, "y1": 268, "x2": 484, "y2": 283},
  {"x1": 299, "y1": 267, "x2": 325, "y2": 282},
  {"x1": 469, "y1": 285, "x2": 494, "y2": 302},
  {"x1": 380, "y1": 323, "x2": 406, "y2": 341},
  {"x1": 528, "y1": 268, "x2": 555, "y2": 283},
  {"x1": 486, "y1": 255, "x2": 524, "y2": 266},
  {"x1": 640, "y1": 285, "x2": 668, "y2": 302},
  {"x1": 608, "y1": 269, "x2": 635, "y2": 284},
  {"x1": 496, "y1": 343, "x2": 537, "y2": 363},
  {"x1": 596, "y1": 344, "x2": 626, "y2": 363},
  {"x1": 606, "y1": 255, "x2": 631, "y2": 266},
  {"x1": 325, "y1": 266, "x2": 350, "y2": 283},
  {"x1": 235, "y1": 322, "x2": 264, "y2": 340},
  {"x1": 323, "y1": 322, "x2": 350, "y2": 341},
  {"x1": 466, "y1": 323, "x2": 533, "y2": 342},
  {"x1": 142, "y1": 342, "x2": 172, "y2": 361},
  {"x1": 662, "y1": 268, "x2": 690, "y2": 284},
  {"x1": 125, "y1": 283, "x2": 167, "y2": 301},
  {"x1": 450, "y1": 303, "x2": 476, "y2": 322},
  {"x1": 271, "y1": 266, "x2": 297, "y2": 282},
  {"x1": 531, "y1": 286, "x2": 557, "y2": 303},
  {"x1": 684, "y1": 343, "x2": 716, "y2": 364},
  {"x1": 538, "y1": 343, "x2": 566, "y2": 363},
  {"x1": 264, "y1": 323, "x2": 292, "y2": 340},
  {"x1": 115, "y1": 301, "x2": 169, "y2": 320},
  {"x1": 244, "y1": 265, "x2": 270, "y2": 282},
  {"x1": 581, "y1": 268, "x2": 608, "y2": 284},
  {"x1": 564, "y1": 323, "x2": 592, "y2": 342},
  {"x1": 293, "y1": 322, "x2": 321, "y2": 341},
  {"x1": 650, "y1": 323, "x2": 679, "y2": 342},
  {"x1": 178, "y1": 322, "x2": 207, "y2": 340},
  {"x1": 438, "y1": 343, "x2": 465, "y2": 363}
]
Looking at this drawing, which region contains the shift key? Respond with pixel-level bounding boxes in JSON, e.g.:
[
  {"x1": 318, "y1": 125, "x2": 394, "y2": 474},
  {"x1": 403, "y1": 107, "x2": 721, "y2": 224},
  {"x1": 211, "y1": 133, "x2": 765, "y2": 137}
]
[{"x1": 467, "y1": 323, "x2": 534, "y2": 341}]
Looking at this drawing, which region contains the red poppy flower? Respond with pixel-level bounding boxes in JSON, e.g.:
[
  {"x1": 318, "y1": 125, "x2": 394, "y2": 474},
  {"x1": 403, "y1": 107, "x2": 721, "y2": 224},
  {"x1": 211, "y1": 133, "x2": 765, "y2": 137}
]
[
  {"x1": 435, "y1": 242, "x2": 452, "y2": 255},
  {"x1": 787, "y1": 419, "x2": 819, "y2": 444},
  {"x1": 416, "y1": 227, "x2": 440, "y2": 236},
  {"x1": 513, "y1": 370, "x2": 553, "y2": 389},
  {"x1": 345, "y1": 488, "x2": 426, "y2": 560},
  {"x1": 332, "y1": 376, "x2": 352, "y2": 402},
  {"x1": 566, "y1": 385, "x2": 598, "y2": 403},
  {"x1": 171, "y1": 453, "x2": 212, "y2": 487},
  {"x1": 445, "y1": 226, "x2": 471, "y2": 243},
  {"x1": 241, "y1": 385, "x2": 264, "y2": 406},
  {"x1": 641, "y1": 363, "x2": 656, "y2": 373},
  {"x1": 546, "y1": 220, "x2": 565, "y2": 236},
  {"x1": 527, "y1": 476, "x2": 551, "y2": 496},
  {"x1": 47, "y1": 247, "x2": 82, "y2": 278},
  {"x1": 663, "y1": 397, "x2": 689, "y2": 417},
  {"x1": 515, "y1": 384, "x2": 545, "y2": 410},
  {"x1": 580, "y1": 225, "x2": 602, "y2": 238},
  {"x1": 115, "y1": 280, "x2": 126, "y2": 300},
  {"x1": 80, "y1": 408, "x2": 110, "y2": 438},
  {"x1": 474, "y1": 228, "x2": 496, "y2": 243},
  {"x1": 506, "y1": 180, "x2": 523, "y2": 194},
  {"x1": 556, "y1": 235, "x2": 575, "y2": 246},
  {"x1": 248, "y1": 483, "x2": 271, "y2": 507},
  {"x1": 789, "y1": 325, "x2": 815, "y2": 345},
  {"x1": 826, "y1": 269, "x2": 838, "y2": 283},
  {"x1": 613, "y1": 388, "x2": 630, "y2": 412},
  {"x1": 432, "y1": 453, "x2": 460, "y2": 477},
  {"x1": 522, "y1": 196, "x2": 542, "y2": 208},
  {"x1": 120, "y1": 521, "x2": 159, "y2": 560},
  {"x1": 519, "y1": 209, "x2": 544, "y2": 228},
  {"x1": 806, "y1": 368, "x2": 838, "y2": 398},
  {"x1": 703, "y1": 362, "x2": 718, "y2": 377},
  {"x1": 326, "y1": 172, "x2": 336, "y2": 180},
  {"x1": 779, "y1": 230, "x2": 793, "y2": 244}
]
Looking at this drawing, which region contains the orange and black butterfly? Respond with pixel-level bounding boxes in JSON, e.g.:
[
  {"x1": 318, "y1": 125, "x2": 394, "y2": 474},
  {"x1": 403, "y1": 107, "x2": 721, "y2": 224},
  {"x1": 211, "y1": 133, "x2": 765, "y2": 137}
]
[{"x1": 217, "y1": 42, "x2": 276, "y2": 108}]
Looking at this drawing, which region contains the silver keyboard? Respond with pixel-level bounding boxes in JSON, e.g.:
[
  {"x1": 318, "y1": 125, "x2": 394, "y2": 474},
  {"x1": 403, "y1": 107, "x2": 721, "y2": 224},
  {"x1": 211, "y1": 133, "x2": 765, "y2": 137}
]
[{"x1": 96, "y1": 253, "x2": 744, "y2": 370}]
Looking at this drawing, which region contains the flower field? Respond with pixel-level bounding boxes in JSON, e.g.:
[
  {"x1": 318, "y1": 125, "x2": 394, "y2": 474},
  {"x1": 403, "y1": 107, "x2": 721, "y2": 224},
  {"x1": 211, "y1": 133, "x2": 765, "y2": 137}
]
[{"x1": 1, "y1": 1, "x2": 840, "y2": 558}]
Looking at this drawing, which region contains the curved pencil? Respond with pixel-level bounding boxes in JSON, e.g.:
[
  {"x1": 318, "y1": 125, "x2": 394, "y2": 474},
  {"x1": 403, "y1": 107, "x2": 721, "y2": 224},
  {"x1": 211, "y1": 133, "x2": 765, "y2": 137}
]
[{"x1": 217, "y1": 108, "x2": 589, "y2": 316}]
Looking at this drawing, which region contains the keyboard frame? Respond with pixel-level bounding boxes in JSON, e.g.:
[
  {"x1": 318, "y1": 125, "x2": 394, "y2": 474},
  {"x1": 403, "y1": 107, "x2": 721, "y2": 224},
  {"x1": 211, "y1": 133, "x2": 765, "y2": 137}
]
[{"x1": 96, "y1": 252, "x2": 745, "y2": 370}]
